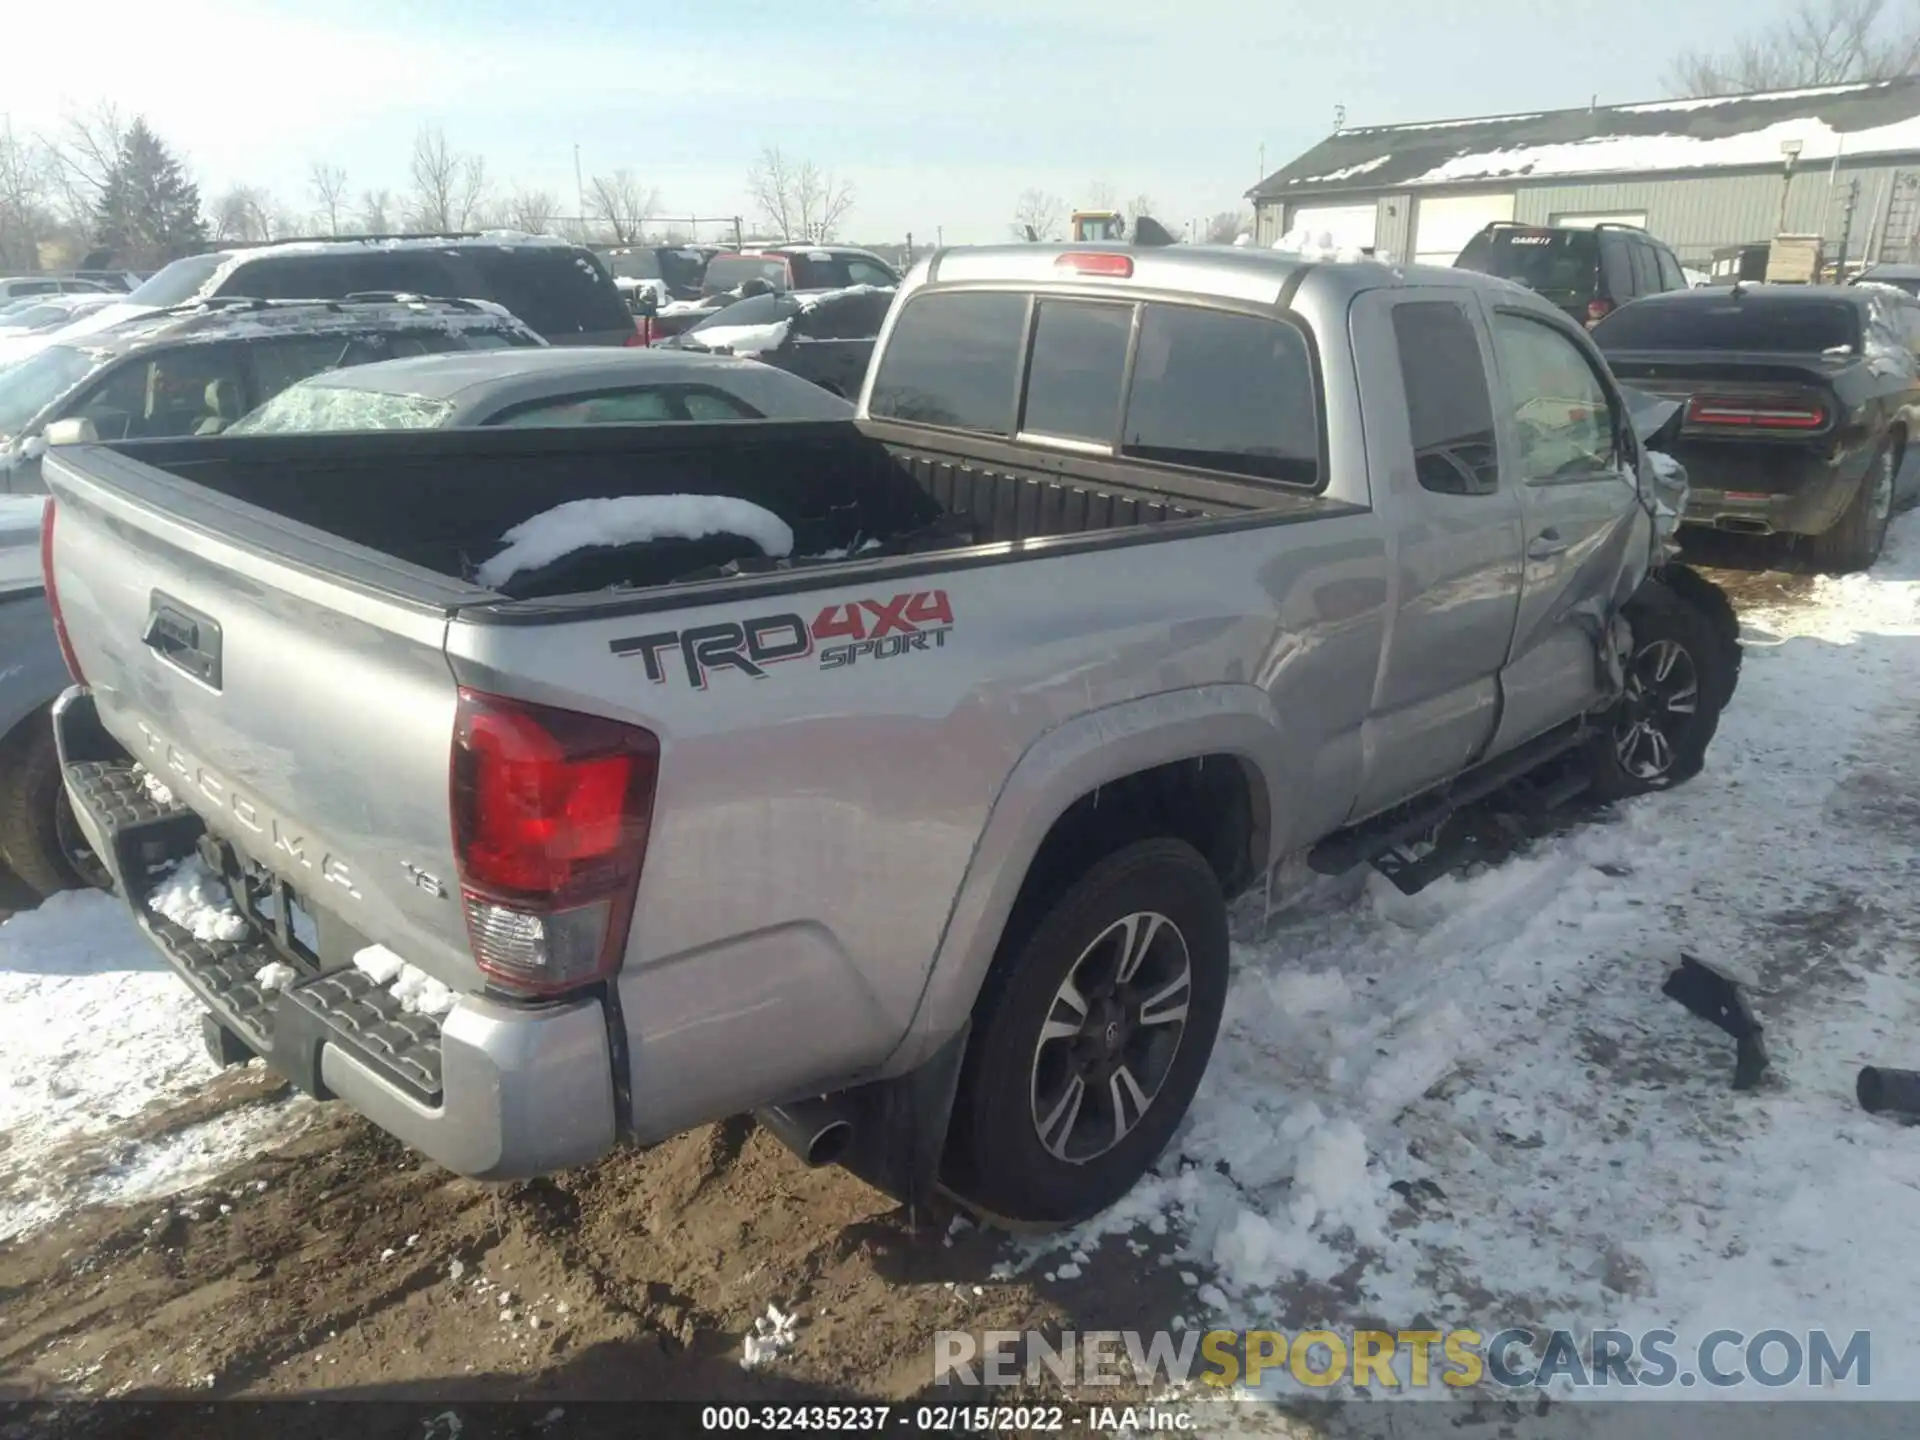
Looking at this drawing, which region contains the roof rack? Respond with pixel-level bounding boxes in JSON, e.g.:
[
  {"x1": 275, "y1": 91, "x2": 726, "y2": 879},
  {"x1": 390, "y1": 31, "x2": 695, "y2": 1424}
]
[
  {"x1": 135, "y1": 294, "x2": 495, "y2": 324},
  {"x1": 195, "y1": 232, "x2": 487, "y2": 254}
]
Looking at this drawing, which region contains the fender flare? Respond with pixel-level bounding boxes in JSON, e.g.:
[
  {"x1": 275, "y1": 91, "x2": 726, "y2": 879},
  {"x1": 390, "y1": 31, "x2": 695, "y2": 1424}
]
[{"x1": 882, "y1": 683, "x2": 1291, "y2": 1075}]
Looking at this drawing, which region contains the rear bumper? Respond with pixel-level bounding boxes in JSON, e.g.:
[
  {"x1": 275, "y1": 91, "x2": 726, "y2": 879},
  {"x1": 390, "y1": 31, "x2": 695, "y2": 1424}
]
[
  {"x1": 1675, "y1": 440, "x2": 1875, "y2": 537},
  {"x1": 53, "y1": 685, "x2": 617, "y2": 1181}
]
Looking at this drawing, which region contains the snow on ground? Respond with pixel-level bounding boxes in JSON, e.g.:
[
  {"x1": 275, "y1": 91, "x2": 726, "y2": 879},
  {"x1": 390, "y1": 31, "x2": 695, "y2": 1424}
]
[
  {"x1": 1020, "y1": 517, "x2": 1920, "y2": 1399},
  {"x1": 0, "y1": 891, "x2": 309, "y2": 1240},
  {"x1": 475, "y1": 493, "x2": 795, "y2": 587}
]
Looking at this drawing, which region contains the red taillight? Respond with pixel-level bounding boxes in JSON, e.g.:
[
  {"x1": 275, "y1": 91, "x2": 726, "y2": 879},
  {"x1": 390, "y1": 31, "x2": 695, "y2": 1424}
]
[
  {"x1": 40, "y1": 499, "x2": 84, "y2": 685},
  {"x1": 1685, "y1": 395, "x2": 1827, "y2": 429},
  {"x1": 626, "y1": 316, "x2": 652, "y2": 347},
  {"x1": 450, "y1": 689, "x2": 659, "y2": 997},
  {"x1": 1055, "y1": 252, "x2": 1134, "y2": 278},
  {"x1": 1586, "y1": 298, "x2": 1615, "y2": 326}
]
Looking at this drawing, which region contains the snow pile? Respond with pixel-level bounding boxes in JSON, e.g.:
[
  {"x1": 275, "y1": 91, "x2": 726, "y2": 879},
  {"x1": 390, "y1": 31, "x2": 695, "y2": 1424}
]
[
  {"x1": 683, "y1": 318, "x2": 794, "y2": 355},
  {"x1": 134, "y1": 765, "x2": 176, "y2": 807},
  {"x1": 0, "y1": 891, "x2": 307, "y2": 1238},
  {"x1": 147, "y1": 857, "x2": 250, "y2": 943},
  {"x1": 476, "y1": 494, "x2": 795, "y2": 588},
  {"x1": 353, "y1": 943, "x2": 455, "y2": 1017},
  {"x1": 740, "y1": 1304, "x2": 798, "y2": 1369},
  {"x1": 1231, "y1": 233, "x2": 1252, "y2": 247},
  {"x1": 1270, "y1": 227, "x2": 1374, "y2": 263},
  {"x1": 253, "y1": 961, "x2": 297, "y2": 993}
]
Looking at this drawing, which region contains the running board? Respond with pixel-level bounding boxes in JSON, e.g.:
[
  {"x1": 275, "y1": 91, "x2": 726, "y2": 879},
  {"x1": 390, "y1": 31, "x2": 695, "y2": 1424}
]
[{"x1": 1308, "y1": 719, "x2": 1592, "y2": 878}]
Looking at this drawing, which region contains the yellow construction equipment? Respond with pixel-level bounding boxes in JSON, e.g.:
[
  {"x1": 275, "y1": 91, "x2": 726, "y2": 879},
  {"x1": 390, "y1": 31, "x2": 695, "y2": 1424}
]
[{"x1": 1070, "y1": 210, "x2": 1126, "y2": 242}]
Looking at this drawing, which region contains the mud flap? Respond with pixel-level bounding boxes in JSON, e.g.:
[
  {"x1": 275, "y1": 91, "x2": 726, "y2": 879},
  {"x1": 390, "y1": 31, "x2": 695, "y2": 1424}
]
[{"x1": 834, "y1": 1022, "x2": 971, "y2": 1230}]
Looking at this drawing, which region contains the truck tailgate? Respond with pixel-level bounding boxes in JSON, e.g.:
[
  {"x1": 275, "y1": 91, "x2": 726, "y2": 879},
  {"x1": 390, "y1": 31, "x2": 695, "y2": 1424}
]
[{"x1": 45, "y1": 446, "x2": 485, "y2": 991}]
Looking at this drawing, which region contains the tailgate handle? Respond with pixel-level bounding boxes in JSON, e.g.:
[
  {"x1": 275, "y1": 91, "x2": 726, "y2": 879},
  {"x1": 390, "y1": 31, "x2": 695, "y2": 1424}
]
[{"x1": 143, "y1": 593, "x2": 223, "y2": 690}]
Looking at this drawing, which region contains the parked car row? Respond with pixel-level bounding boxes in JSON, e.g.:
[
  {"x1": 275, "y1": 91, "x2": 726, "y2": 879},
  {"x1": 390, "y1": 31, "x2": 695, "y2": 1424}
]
[{"x1": 1446, "y1": 220, "x2": 1918, "y2": 573}]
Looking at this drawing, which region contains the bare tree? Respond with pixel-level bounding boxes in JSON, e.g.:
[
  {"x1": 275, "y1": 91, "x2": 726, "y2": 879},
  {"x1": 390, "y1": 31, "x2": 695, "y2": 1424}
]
[
  {"x1": 45, "y1": 102, "x2": 127, "y2": 227},
  {"x1": 1204, "y1": 209, "x2": 1254, "y2": 244},
  {"x1": 0, "y1": 120, "x2": 57, "y2": 271},
  {"x1": 1084, "y1": 179, "x2": 1119, "y2": 212},
  {"x1": 503, "y1": 186, "x2": 561, "y2": 235},
  {"x1": 406, "y1": 125, "x2": 488, "y2": 232},
  {"x1": 357, "y1": 188, "x2": 394, "y2": 235},
  {"x1": 746, "y1": 146, "x2": 854, "y2": 242},
  {"x1": 1010, "y1": 188, "x2": 1066, "y2": 241},
  {"x1": 1667, "y1": 0, "x2": 1920, "y2": 95},
  {"x1": 1124, "y1": 193, "x2": 1159, "y2": 228},
  {"x1": 308, "y1": 162, "x2": 349, "y2": 235},
  {"x1": 211, "y1": 184, "x2": 276, "y2": 242},
  {"x1": 588, "y1": 169, "x2": 659, "y2": 243}
]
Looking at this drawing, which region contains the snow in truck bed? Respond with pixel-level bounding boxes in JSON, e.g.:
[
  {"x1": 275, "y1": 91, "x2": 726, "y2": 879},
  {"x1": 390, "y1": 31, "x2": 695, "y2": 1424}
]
[{"x1": 474, "y1": 493, "x2": 796, "y2": 588}]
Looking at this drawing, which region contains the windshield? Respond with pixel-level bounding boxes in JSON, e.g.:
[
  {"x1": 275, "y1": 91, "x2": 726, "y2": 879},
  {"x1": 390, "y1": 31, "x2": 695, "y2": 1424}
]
[
  {"x1": 127, "y1": 254, "x2": 229, "y2": 306},
  {"x1": 229, "y1": 385, "x2": 458, "y2": 434},
  {"x1": 0, "y1": 303, "x2": 88, "y2": 332},
  {"x1": 1455, "y1": 228, "x2": 1599, "y2": 297},
  {"x1": 1859, "y1": 273, "x2": 1920, "y2": 296},
  {"x1": 0, "y1": 345, "x2": 99, "y2": 438},
  {"x1": 1594, "y1": 297, "x2": 1861, "y2": 354},
  {"x1": 701, "y1": 257, "x2": 787, "y2": 295}
]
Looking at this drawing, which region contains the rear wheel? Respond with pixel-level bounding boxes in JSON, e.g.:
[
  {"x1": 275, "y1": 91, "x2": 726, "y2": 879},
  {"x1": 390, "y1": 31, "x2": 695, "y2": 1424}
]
[
  {"x1": 1807, "y1": 444, "x2": 1894, "y2": 574},
  {"x1": 0, "y1": 714, "x2": 109, "y2": 898},
  {"x1": 1587, "y1": 581, "x2": 1732, "y2": 802},
  {"x1": 943, "y1": 838, "x2": 1228, "y2": 1227}
]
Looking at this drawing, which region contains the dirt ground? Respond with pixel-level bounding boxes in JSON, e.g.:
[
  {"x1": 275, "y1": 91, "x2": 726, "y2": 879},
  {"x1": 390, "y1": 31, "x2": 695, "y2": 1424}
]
[{"x1": 0, "y1": 551, "x2": 1858, "y2": 1439}]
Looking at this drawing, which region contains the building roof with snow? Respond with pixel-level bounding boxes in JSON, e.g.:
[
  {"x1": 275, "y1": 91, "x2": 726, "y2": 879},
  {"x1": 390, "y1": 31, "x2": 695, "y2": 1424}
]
[{"x1": 1252, "y1": 78, "x2": 1920, "y2": 200}]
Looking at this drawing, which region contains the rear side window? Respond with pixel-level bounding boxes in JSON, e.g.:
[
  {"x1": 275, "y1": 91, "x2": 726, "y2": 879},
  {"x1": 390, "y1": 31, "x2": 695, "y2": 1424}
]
[
  {"x1": 345, "y1": 250, "x2": 466, "y2": 298},
  {"x1": 1122, "y1": 305, "x2": 1318, "y2": 484},
  {"x1": 1021, "y1": 301, "x2": 1132, "y2": 442},
  {"x1": 464, "y1": 249, "x2": 629, "y2": 336},
  {"x1": 1627, "y1": 241, "x2": 1660, "y2": 298},
  {"x1": 1600, "y1": 237, "x2": 1634, "y2": 300},
  {"x1": 795, "y1": 290, "x2": 893, "y2": 341},
  {"x1": 1391, "y1": 302, "x2": 1499, "y2": 496},
  {"x1": 223, "y1": 256, "x2": 349, "y2": 299},
  {"x1": 1656, "y1": 247, "x2": 1687, "y2": 291},
  {"x1": 868, "y1": 290, "x2": 1026, "y2": 434}
]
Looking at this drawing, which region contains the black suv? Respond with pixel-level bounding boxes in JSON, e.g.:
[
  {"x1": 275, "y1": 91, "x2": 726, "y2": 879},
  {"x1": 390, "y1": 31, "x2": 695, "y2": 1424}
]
[
  {"x1": 123, "y1": 235, "x2": 639, "y2": 347},
  {"x1": 1454, "y1": 222, "x2": 1689, "y2": 327}
]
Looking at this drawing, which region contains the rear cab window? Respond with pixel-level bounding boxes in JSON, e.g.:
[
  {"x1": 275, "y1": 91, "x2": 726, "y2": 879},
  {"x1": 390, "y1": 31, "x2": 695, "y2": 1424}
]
[{"x1": 869, "y1": 289, "x2": 1320, "y2": 486}]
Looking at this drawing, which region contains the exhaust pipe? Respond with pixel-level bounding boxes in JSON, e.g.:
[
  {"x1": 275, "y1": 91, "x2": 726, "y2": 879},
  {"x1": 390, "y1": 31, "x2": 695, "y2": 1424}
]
[
  {"x1": 755, "y1": 1097, "x2": 856, "y2": 1168},
  {"x1": 1858, "y1": 1066, "x2": 1920, "y2": 1120}
]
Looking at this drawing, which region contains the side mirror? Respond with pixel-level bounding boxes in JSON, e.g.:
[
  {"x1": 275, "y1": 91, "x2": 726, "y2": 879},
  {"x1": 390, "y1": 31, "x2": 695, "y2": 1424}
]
[
  {"x1": 630, "y1": 289, "x2": 659, "y2": 317},
  {"x1": 43, "y1": 417, "x2": 99, "y2": 447}
]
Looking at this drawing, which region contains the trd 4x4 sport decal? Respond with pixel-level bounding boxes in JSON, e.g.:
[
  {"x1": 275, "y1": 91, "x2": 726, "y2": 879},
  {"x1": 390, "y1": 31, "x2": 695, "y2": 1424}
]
[{"x1": 610, "y1": 589, "x2": 955, "y2": 688}]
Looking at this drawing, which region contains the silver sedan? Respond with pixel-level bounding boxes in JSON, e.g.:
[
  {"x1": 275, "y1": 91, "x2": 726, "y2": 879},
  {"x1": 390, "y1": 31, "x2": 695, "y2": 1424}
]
[{"x1": 227, "y1": 345, "x2": 857, "y2": 433}]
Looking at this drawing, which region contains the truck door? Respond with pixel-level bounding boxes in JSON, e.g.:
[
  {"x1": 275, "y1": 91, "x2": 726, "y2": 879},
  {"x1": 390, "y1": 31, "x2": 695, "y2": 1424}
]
[
  {"x1": 1480, "y1": 300, "x2": 1643, "y2": 752},
  {"x1": 1346, "y1": 289, "x2": 1525, "y2": 820}
]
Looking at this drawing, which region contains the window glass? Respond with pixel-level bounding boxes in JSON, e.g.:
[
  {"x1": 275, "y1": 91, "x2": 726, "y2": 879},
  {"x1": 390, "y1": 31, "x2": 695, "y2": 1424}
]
[
  {"x1": 1593, "y1": 297, "x2": 1859, "y2": 352},
  {"x1": 68, "y1": 343, "x2": 249, "y2": 440},
  {"x1": 229, "y1": 387, "x2": 456, "y2": 433},
  {"x1": 491, "y1": 389, "x2": 681, "y2": 426},
  {"x1": 795, "y1": 290, "x2": 892, "y2": 341},
  {"x1": 250, "y1": 335, "x2": 360, "y2": 400},
  {"x1": 1456, "y1": 228, "x2": 1598, "y2": 304},
  {"x1": 1020, "y1": 300, "x2": 1132, "y2": 443},
  {"x1": 867, "y1": 290, "x2": 1025, "y2": 434},
  {"x1": 1391, "y1": 302, "x2": 1499, "y2": 496},
  {"x1": 844, "y1": 260, "x2": 898, "y2": 287},
  {"x1": 0, "y1": 345, "x2": 98, "y2": 437},
  {"x1": 464, "y1": 248, "x2": 630, "y2": 335},
  {"x1": 682, "y1": 387, "x2": 761, "y2": 420},
  {"x1": 702, "y1": 256, "x2": 788, "y2": 295},
  {"x1": 222, "y1": 256, "x2": 350, "y2": 299},
  {"x1": 1599, "y1": 236, "x2": 1634, "y2": 300},
  {"x1": 1491, "y1": 313, "x2": 1617, "y2": 481},
  {"x1": 345, "y1": 251, "x2": 466, "y2": 299},
  {"x1": 1656, "y1": 247, "x2": 1687, "y2": 291},
  {"x1": 127, "y1": 254, "x2": 228, "y2": 306},
  {"x1": 1121, "y1": 303, "x2": 1319, "y2": 485},
  {"x1": 1626, "y1": 241, "x2": 1659, "y2": 298}
]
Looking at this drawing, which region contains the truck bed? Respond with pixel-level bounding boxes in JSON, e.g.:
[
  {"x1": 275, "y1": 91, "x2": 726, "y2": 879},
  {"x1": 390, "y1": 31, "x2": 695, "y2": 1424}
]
[{"x1": 99, "y1": 420, "x2": 1300, "y2": 608}]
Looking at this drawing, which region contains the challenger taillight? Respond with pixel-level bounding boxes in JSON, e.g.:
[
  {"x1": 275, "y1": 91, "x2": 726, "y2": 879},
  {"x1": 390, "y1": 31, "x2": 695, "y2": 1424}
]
[
  {"x1": 450, "y1": 689, "x2": 658, "y2": 997},
  {"x1": 40, "y1": 499, "x2": 84, "y2": 684},
  {"x1": 1685, "y1": 395, "x2": 1827, "y2": 430}
]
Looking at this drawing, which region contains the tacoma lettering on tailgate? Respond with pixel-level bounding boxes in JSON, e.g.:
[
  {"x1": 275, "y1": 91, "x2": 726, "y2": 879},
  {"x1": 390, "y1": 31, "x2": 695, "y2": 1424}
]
[{"x1": 610, "y1": 589, "x2": 955, "y2": 688}]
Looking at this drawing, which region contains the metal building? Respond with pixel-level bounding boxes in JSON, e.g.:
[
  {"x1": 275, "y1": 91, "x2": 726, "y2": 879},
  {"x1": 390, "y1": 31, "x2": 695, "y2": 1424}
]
[{"x1": 1249, "y1": 78, "x2": 1920, "y2": 272}]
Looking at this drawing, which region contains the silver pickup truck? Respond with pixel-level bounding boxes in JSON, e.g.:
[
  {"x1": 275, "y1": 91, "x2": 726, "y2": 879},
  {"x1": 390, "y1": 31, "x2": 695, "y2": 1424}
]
[{"x1": 42, "y1": 244, "x2": 1739, "y2": 1226}]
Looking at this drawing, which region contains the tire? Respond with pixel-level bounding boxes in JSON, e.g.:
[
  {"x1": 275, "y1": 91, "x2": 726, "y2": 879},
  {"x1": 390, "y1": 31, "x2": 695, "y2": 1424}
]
[
  {"x1": 943, "y1": 838, "x2": 1229, "y2": 1227},
  {"x1": 1586, "y1": 580, "x2": 1734, "y2": 803},
  {"x1": 0, "y1": 712, "x2": 107, "y2": 899},
  {"x1": 1656, "y1": 564, "x2": 1743, "y2": 712},
  {"x1": 1807, "y1": 444, "x2": 1894, "y2": 574}
]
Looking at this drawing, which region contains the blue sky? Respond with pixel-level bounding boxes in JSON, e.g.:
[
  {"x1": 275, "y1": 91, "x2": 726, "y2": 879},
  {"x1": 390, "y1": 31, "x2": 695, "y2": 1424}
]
[{"x1": 16, "y1": 0, "x2": 1782, "y2": 244}]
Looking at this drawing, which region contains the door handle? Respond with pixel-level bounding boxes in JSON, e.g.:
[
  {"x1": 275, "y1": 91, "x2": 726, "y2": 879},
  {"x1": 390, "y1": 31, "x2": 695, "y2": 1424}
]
[{"x1": 1526, "y1": 528, "x2": 1569, "y2": 560}]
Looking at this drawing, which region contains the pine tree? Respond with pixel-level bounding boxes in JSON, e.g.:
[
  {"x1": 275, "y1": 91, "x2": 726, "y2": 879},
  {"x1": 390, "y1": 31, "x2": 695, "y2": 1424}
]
[{"x1": 94, "y1": 118, "x2": 207, "y2": 269}]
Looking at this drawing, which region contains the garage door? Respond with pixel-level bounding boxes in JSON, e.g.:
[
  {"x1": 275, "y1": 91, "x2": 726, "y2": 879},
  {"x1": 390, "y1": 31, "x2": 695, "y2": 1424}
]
[
  {"x1": 1285, "y1": 202, "x2": 1378, "y2": 251},
  {"x1": 1413, "y1": 192, "x2": 1516, "y2": 267}
]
